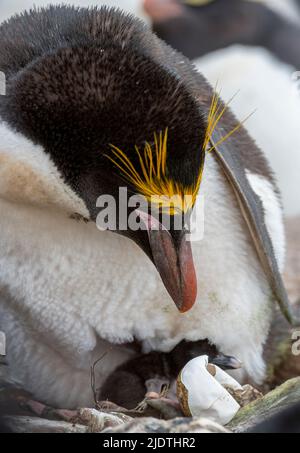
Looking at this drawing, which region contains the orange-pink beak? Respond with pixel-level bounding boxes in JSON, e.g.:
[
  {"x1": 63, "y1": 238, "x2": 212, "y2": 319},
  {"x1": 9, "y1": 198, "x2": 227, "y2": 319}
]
[{"x1": 140, "y1": 212, "x2": 197, "y2": 313}]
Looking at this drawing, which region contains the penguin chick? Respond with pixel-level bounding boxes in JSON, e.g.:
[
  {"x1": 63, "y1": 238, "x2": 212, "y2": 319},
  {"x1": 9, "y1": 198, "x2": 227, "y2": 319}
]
[
  {"x1": 99, "y1": 340, "x2": 241, "y2": 409},
  {"x1": 0, "y1": 6, "x2": 288, "y2": 408}
]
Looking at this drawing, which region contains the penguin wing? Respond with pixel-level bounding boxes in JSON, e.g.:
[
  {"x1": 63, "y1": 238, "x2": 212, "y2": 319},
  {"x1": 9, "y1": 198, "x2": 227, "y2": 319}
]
[{"x1": 211, "y1": 129, "x2": 296, "y2": 326}]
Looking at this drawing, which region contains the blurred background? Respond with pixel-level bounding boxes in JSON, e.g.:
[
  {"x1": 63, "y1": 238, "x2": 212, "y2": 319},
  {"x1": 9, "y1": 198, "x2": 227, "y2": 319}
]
[{"x1": 0, "y1": 0, "x2": 300, "y2": 220}]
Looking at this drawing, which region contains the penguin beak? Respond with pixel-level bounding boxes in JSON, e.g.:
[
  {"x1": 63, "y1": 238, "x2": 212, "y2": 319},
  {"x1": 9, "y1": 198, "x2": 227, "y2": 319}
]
[
  {"x1": 210, "y1": 354, "x2": 242, "y2": 370},
  {"x1": 139, "y1": 212, "x2": 197, "y2": 313}
]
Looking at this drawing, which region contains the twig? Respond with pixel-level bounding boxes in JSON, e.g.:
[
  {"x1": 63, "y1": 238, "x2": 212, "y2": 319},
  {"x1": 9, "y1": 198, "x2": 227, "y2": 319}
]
[{"x1": 90, "y1": 348, "x2": 113, "y2": 409}]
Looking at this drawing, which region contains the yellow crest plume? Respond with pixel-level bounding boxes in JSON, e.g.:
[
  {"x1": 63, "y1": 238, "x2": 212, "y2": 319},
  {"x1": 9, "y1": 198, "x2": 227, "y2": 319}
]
[
  {"x1": 204, "y1": 83, "x2": 255, "y2": 153},
  {"x1": 106, "y1": 129, "x2": 202, "y2": 215},
  {"x1": 105, "y1": 85, "x2": 252, "y2": 215}
]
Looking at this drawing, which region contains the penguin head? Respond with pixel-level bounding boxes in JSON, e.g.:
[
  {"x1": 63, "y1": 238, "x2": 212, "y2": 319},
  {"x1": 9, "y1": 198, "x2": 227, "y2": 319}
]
[
  {"x1": 0, "y1": 6, "x2": 207, "y2": 313},
  {"x1": 170, "y1": 340, "x2": 242, "y2": 372}
]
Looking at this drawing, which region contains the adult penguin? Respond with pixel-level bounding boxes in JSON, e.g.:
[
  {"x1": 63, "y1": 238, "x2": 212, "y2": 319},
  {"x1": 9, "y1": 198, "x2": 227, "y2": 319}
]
[{"x1": 0, "y1": 6, "x2": 294, "y2": 408}]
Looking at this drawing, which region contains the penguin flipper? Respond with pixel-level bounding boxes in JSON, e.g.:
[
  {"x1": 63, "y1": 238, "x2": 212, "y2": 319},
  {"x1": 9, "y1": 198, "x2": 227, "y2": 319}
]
[{"x1": 211, "y1": 131, "x2": 297, "y2": 326}]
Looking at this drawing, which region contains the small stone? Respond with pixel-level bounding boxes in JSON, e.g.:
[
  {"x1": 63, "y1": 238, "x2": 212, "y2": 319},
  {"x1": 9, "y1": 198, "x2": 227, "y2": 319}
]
[{"x1": 224, "y1": 384, "x2": 263, "y2": 407}]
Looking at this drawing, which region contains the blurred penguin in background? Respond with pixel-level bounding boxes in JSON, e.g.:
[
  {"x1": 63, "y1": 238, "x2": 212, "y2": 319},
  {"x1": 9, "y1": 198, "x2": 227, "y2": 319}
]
[{"x1": 146, "y1": 0, "x2": 300, "y2": 67}]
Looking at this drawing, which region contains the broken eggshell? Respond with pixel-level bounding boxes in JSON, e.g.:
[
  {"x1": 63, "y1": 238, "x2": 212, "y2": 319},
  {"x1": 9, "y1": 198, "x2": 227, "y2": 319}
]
[{"x1": 177, "y1": 355, "x2": 242, "y2": 425}]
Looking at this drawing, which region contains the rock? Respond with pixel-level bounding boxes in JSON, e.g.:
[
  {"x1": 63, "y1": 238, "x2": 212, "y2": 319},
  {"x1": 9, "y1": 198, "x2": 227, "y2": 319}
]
[
  {"x1": 2, "y1": 408, "x2": 133, "y2": 433},
  {"x1": 2, "y1": 416, "x2": 88, "y2": 433},
  {"x1": 102, "y1": 416, "x2": 229, "y2": 433},
  {"x1": 247, "y1": 402, "x2": 300, "y2": 433},
  {"x1": 224, "y1": 384, "x2": 263, "y2": 407},
  {"x1": 264, "y1": 301, "x2": 300, "y2": 390},
  {"x1": 78, "y1": 408, "x2": 132, "y2": 432},
  {"x1": 262, "y1": 217, "x2": 300, "y2": 390},
  {"x1": 284, "y1": 217, "x2": 300, "y2": 304},
  {"x1": 228, "y1": 377, "x2": 300, "y2": 432}
]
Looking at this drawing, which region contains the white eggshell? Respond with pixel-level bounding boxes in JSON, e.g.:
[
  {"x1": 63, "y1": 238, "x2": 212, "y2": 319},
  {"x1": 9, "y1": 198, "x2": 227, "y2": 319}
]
[
  {"x1": 214, "y1": 366, "x2": 243, "y2": 391},
  {"x1": 179, "y1": 355, "x2": 241, "y2": 425}
]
